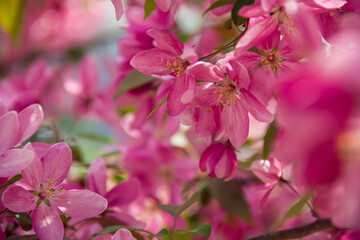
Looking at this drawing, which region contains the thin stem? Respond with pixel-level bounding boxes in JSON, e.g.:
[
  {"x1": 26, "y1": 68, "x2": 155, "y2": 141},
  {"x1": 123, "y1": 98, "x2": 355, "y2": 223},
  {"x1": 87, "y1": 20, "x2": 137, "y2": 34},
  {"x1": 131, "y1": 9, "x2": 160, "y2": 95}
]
[
  {"x1": 280, "y1": 178, "x2": 318, "y2": 218},
  {"x1": 198, "y1": 31, "x2": 245, "y2": 61},
  {"x1": 243, "y1": 218, "x2": 333, "y2": 240},
  {"x1": 0, "y1": 208, "x2": 8, "y2": 215},
  {"x1": 170, "y1": 217, "x2": 177, "y2": 240}
]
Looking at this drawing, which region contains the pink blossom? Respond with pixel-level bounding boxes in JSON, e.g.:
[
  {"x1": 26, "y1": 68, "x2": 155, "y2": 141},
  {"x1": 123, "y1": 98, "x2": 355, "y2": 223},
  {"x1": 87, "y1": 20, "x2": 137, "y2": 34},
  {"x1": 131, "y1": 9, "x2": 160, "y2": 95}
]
[
  {"x1": 130, "y1": 29, "x2": 198, "y2": 116},
  {"x1": 236, "y1": 3, "x2": 322, "y2": 56},
  {"x1": 251, "y1": 157, "x2": 282, "y2": 206},
  {"x1": 0, "y1": 103, "x2": 43, "y2": 177},
  {"x1": 2, "y1": 142, "x2": 108, "y2": 240},
  {"x1": 199, "y1": 142, "x2": 238, "y2": 180},
  {"x1": 190, "y1": 60, "x2": 273, "y2": 147}
]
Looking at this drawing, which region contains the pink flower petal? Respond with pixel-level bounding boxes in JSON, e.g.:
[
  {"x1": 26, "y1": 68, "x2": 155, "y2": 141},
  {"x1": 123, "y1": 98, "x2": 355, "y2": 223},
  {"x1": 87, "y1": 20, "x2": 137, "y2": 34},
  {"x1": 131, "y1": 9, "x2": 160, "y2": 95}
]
[
  {"x1": 2, "y1": 185, "x2": 37, "y2": 212},
  {"x1": 313, "y1": 0, "x2": 347, "y2": 9},
  {"x1": 24, "y1": 60, "x2": 47, "y2": 90},
  {"x1": 88, "y1": 158, "x2": 107, "y2": 196},
  {"x1": 17, "y1": 104, "x2": 44, "y2": 144},
  {"x1": 260, "y1": 184, "x2": 276, "y2": 208},
  {"x1": 195, "y1": 108, "x2": 217, "y2": 138},
  {"x1": 0, "y1": 111, "x2": 19, "y2": 155},
  {"x1": 180, "y1": 74, "x2": 196, "y2": 104},
  {"x1": 130, "y1": 48, "x2": 176, "y2": 75},
  {"x1": 147, "y1": 28, "x2": 183, "y2": 55},
  {"x1": 32, "y1": 142, "x2": 52, "y2": 159},
  {"x1": 0, "y1": 148, "x2": 34, "y2": 177},
  {"x1": 153, "y1": 0, "x2": 171, "y2": 12},
  {"x1": 0, "y1": 101, "x2": 8, "y2": 116},
  {"x1": 81, "y1": 56, "x2": 99, "y2": 96},
  {"x1": 106, "y1": 179, "x2": 140, "y2": 208},
  {"x1": 191, "y1": 83, "x2": 220, "y2": 107},
  {"x1": 222, "y1": 102, "x2": 249, "y2": 148},
  {"x1": 22, "y1": 143, "x2": 43, "y2": 189},
  {"x1": 213, "y1": 145, "x2": 237, "y2": 180},
  {"x1": 251, "y1": 158, "x2": 281, "y2": 184},
  {"x1": 111, "y1": 0, "x2": 123, "y2": 21},
  {"x1": 167, "y1": 75, "x2": 192, "y2": 116},
  {"x1": 238, "y1": 2, "x2": 266, "y2": 18},
  {"x1": 42, "y1": 142, "x2": 72, "y2": 183},
  {"x1": 242, "y1": 90, "x2": 273, "y2": 122},
  {"x1": 199, "y1": 143, "x2": 218, "y2": 172},
  {"x1": 227, "y1": 61, "x2": 250, "y2": 89},
  {"x1": 235, "y1": 16, "x2": 278, "y2": 56},
  {"x1": 189, "y1": 62, "x2": 224, "y2": 83},
  {"x1": 51, "y1": 190, "x2": 107, "y2": 219},
  {"x1": 33, "y1": 203, "x2": 64, "y2": 240},
  {"x1": 113, "y1": 229, "x2": 136, "y2": 240}
]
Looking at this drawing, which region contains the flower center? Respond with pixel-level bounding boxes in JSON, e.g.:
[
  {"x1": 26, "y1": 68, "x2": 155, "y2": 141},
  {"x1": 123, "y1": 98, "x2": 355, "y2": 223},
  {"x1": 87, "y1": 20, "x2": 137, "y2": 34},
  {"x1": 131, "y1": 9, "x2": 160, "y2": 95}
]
[
  {"x1": 277, "y1": 11, "x2": 297, "y2": 35},
  {"x1": 214, "y1": 85, "x2": 237, "y2": 107},
  {"x1": 38, "y1": 179, "x2": 64, "y2": 200},
  {"x1": 165, "y1": 57, "x2": 187, "y2": 77},
  {"x1": 261, "y1": 52, "x2": 284, "y2": 72}
]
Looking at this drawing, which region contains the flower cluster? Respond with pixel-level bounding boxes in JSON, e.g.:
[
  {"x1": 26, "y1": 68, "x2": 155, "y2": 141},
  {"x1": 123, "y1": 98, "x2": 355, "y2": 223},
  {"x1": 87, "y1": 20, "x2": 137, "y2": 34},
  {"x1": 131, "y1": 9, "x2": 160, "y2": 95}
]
[{"x1": 0, "y1": 0, "x2": 359, "y2": 239}]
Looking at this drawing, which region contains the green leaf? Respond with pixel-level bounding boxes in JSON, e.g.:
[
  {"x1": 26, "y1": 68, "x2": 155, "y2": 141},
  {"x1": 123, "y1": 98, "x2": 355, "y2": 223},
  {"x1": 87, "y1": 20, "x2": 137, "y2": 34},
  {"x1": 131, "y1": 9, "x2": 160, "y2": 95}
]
[
  {"x1": 114, "y1": 70, "x2": 154, "y2": 100},
  {"x1": 223, "y1": 18, "x2": 233, "y2": 30},
  {"x1": 158, "y1": 192, "x2": 200, "y2": 218},
  {"x1": 262, "y1": 121, "x2": 279, "y2": 159},
  {"x1": 0, "y1": 0, "x2": 24, "y2": 44},
  {"x1": 78, "y1": 133, "x2": 115, "y2": 144},
  {"x1": 231, "y1": 0, "x2": 254, "y2": 26},
  {"x1": 156, "y1": 228, "x2": 170, "y2": 238},
  {"x1": 144, "y1": 0, "x2": 157, "y2": 19},
  {"x1": 91, "y1": 225, "x2": 124, "y2": 238},
  {"x1": 189, "y1": 224, "x2": 212, "y2": 238},
  {"x1": 0, "y1": 174, "x2": 22, "y2": 189},
  {"x1": 203, "y1": 0, "x2": 235, "y2": 16},
  {"x1": 6, "y1": 210, "x2": 32, "y2": 231},
  {"x1": 209, "y1": 178, "x2": 253, "y2": 223},
  {"x1": 146, "y1": 95, "x2": 167, "y2": 119},
  {"x1": 175, "y1": 225, "x2": 212, "y2": 239},
  {"x1": 279, "y1": 197, "x2": 308, "y2": 227}
]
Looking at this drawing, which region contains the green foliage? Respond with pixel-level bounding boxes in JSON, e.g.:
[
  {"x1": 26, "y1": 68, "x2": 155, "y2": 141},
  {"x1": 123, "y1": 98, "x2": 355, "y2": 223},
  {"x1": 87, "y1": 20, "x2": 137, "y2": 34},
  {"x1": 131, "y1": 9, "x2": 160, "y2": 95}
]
[
  {"x1": 0, "y1": 0, "x2": 24, "y2": 44},
  {"x1": 209, "y1": 178, "x2": 253, "y2": 223},
  {"x1": 144, "y1": 0, "x2": 157, "y2": 19},
  {"x1": 279, "y1": 197, "x2": 308, "y2": 227},
  {"x1": 158, "y1": 192, "x2": 200, "y2": 218},
  {"x1": 6, "y1": 210, "x2": 32, "y2": 231},
  {"x1": 147, "y1": 94, "x2": 168, "y2": 119},
  {"x1": 0, "y1": 174, "x2": 22, "y2": 189},
  {"x1": 183, "y1": 224, "x2": 212, "y2": 238},
  {"x1": 202, "y1": 0, "x2": 235, "y2": 16},
  {"x1": 223, "y1": 18, "x2": 233, "y2": 30},
  {"x1": 231, "y1": 0, "x2": 255, "y2": 26},
  {"x1": 262, "y1": 121, "x2": 279, "y2": 159},
  {"x1": 90, "y1": 225, "x2": 150, "y2": 239}
]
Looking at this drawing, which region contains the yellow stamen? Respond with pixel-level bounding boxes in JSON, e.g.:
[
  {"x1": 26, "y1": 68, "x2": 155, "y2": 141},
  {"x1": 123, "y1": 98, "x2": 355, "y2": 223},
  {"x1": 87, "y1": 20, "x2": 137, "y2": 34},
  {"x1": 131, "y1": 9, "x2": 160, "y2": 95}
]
[{"x1": 165, "y1": 57, "x2": 186, "y2": 77}]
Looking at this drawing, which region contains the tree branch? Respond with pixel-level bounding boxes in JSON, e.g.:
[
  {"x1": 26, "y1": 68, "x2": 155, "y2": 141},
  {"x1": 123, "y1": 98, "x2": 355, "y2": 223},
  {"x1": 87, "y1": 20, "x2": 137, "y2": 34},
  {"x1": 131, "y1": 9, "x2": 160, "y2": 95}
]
[{"x1": 244, "y1": 218, "x2": 333, "y2": 240}]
